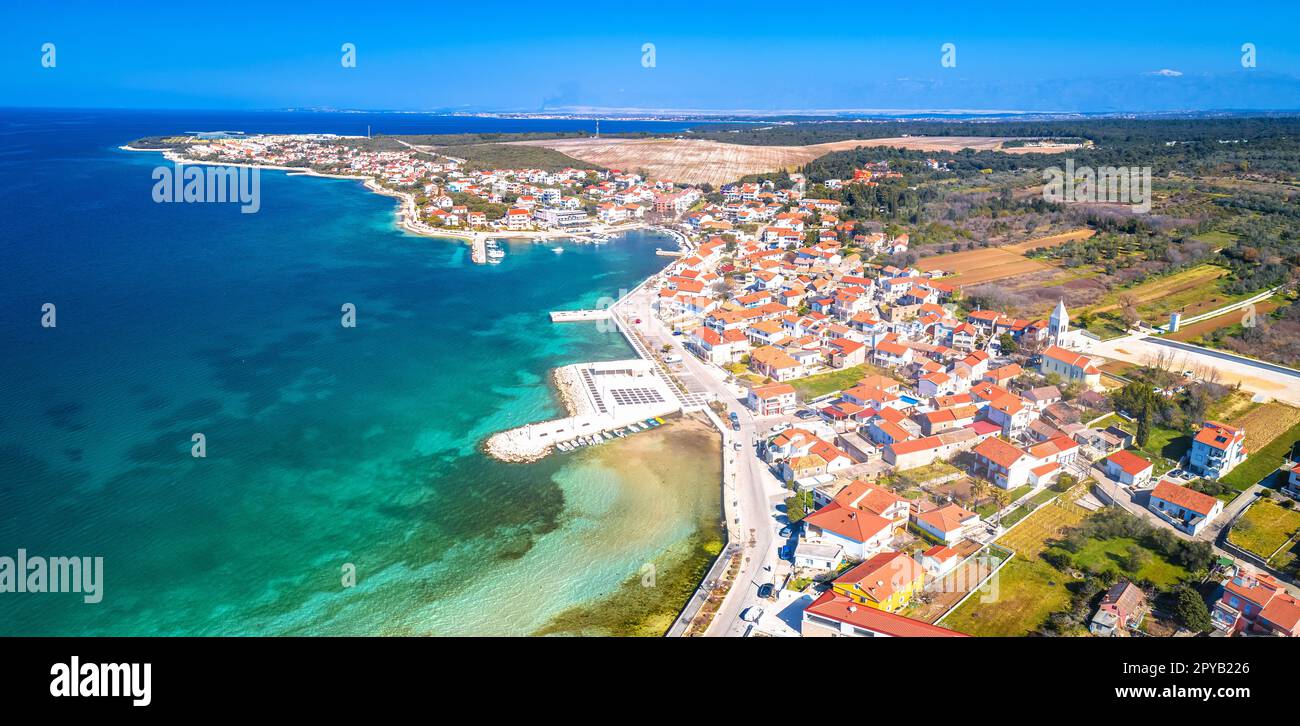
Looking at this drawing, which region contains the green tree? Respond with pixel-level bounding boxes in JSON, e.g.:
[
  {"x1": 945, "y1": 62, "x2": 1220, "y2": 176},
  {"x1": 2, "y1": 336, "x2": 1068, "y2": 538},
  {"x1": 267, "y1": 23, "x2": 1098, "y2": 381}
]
[
  {"x1": 1136, "y1": 407, "x2": 1152, "y2": 448},
  {"x1": 784, "y1": 490, "x2": 815, "y2": 523},
  {"x1": 1172, "y1": 585, "x2": 1212, "y2": 632}
]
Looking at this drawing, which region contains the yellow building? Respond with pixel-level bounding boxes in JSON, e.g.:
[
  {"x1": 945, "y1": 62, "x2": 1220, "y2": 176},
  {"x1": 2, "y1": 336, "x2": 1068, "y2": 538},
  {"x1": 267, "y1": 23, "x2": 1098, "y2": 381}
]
[{"x1": 831, "y1": 551, "x2": 925, "y2": 613}]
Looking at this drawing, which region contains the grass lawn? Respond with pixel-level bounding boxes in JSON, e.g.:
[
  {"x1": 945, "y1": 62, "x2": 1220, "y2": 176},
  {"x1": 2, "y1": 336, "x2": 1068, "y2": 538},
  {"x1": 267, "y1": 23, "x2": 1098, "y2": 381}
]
[
  {"x1": 788, "y1": 364, "x2": 891, "y2": 401},
  {"x1": 1069, "y1": 537, "x2": 1189, "y2": 587},
  {"x1": 1220, "y1": 420, "x2": 1300, "y2": 491},
  {"x1": 1228, "y1": 499, "x2": 1300, "y2": 569},
  {"x1": 892, "y1": 460, "x2": 962, "y2": 487},
  {"x1": 1109, "y1": 418, "x2": 1190, "y2": 470},
  {"x1": 1190, "y1": 230, "x2": 1240, "y2": 247},
  {"x1": 942, "y1": 502, "x2": 1087, "y2": 636},
  {"x1": 975, "y1": 485, "x2": 1031, "y2": 518},
  {"x1": 941, "y1": 557, "x2": 1073, "y2": 636}
]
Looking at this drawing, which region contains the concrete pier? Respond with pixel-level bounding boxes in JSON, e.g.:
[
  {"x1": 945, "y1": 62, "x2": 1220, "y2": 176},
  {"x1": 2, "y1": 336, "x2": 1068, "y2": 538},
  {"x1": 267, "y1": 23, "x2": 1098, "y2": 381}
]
[{"x1": 549, "y1": 309, "x2": 611, "y2": 322}]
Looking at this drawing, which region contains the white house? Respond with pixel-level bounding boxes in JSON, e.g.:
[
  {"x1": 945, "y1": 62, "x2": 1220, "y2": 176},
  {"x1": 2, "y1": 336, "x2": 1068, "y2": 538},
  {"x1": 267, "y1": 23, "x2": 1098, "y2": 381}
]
[
  {"x1": 803, "y1": 503, "x2": 894, "y2": 559},
  {"x1": 1148, "y1": 480, "x2": 1224, "y2": 536},
  {"x1": 1188, "y1": 421, "x2": 1248, "y2": 480},
  {"x1": 1104, "y1": 449, "x2": 1155, "y2": 488},
  {"x1": 914, "y1": 503, "x2": 981, "y2": 544},
  {"x1": 920, "y1": 544, "x2": 962, "y2": 577}
]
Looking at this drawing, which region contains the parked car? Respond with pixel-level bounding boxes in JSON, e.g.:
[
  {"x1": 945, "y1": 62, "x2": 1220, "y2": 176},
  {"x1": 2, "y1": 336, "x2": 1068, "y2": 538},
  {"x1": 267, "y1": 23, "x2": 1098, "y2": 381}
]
[
  {"x1": 769, "y1": 422, "x2": 791, "y2": 435},
  {"x1": 779, "y1": 525, "x2": 793, "y2": 537},
  {"x1": 756, "y1": 583, "x2": 775, "y2": 599},
  {"x1": 733, "y1": 440, "x2": 743, "y2": 451},
  {"x1": 732, "y1": 421, "x2": 741, "y2": 431},
  {"x1": 741, "y1": 606, "x2": 764, "y2": 623},
  {"x1": 728, "y1": 411, "x2": 739, "y2": 421},
  {"x1": 795, "y1": 410, "x2": 816, "y2": 420},
  {"x1": 671, "y1": 330, "x2": 683, "y2": 336}
]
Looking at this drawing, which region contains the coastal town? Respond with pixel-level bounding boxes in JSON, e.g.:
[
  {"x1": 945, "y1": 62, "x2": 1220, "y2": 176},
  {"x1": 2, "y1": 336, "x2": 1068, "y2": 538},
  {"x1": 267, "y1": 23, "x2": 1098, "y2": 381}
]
[{"x1": 137, "y1": 129, "x2": 1300, "y2": 639}]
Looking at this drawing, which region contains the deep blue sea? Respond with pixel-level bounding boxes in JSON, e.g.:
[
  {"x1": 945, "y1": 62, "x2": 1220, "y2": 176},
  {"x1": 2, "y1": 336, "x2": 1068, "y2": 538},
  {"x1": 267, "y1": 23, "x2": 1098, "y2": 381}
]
[{"x1": 0, "y1": 108, "x2": 719, "y2": 635}]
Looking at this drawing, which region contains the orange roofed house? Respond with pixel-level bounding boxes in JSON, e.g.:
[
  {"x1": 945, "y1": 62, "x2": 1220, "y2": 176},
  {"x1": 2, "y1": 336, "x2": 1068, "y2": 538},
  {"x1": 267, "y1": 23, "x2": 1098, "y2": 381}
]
[
  {"x1": 746, "y1": 383, "x2": 796, "y2": 416},
  {"x1": 804, "y1": 501, "x2": 895, "y2": 559},
  {"x1": 1213, "y1": 570, "x2": 1300, "y2": 637},
  {"x1": 913, "y1": 503, "x2": 981, "y2": 544},
  {"x1": 829, "y1": 551, "x2": 925, "y2": 612},
  {"x1": 1103, "y1": 449, "x2": 1155, "y2": 488},
  {"x1": 1188, "y1": 421, "x2": 1247, "y2": 480},
  {"x1": 1038, "y1": 345, "x2": 1102, "y2": 389},
  {"x1": 749, "y1": 345, "x2": 804, "y2": 382},
  {"x1": 1147, "y1": 479, "x2": 1224, "y2": 537}
]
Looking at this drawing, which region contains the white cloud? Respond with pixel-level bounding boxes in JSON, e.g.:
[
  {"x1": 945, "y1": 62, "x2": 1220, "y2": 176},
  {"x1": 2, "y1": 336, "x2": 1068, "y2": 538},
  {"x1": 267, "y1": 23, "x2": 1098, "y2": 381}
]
[{"x1": 1146, "y1": 68, "x2": 1184, "y2": 77}]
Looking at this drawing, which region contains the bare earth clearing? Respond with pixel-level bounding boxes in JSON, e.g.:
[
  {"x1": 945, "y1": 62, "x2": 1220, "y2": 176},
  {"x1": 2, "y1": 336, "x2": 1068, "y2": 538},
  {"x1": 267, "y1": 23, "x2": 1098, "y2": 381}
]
[
  {"x1": 913, "y1": 229, "x2": 1094, "y2": 287},
  {"x1": 512, "y1": 136, "x2": 1033, "y2": 187},
  {"x1": 915, "y1": 248, "x2": 1050, "y2": 286}
]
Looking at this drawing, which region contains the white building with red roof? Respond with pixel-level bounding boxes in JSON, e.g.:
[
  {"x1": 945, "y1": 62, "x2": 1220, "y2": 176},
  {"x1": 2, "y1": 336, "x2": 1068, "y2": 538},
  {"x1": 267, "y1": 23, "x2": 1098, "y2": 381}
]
[
  {"x1": 803, "y1": 502, "x2": 894, "y2": 559},
  {"x1": 1039, "y1": 345, "x2": 1102, "y2": 389},
  {"x1": 1148, "y1": 479, "x2": 1224, "y2": 536},
  {"x1": 801, "y1": 590, "x2": 967, "y2": 637},
  {"x1": 914, "y1": 503, "x2": 981, "y2": 544},
  {"x1": 1103, "y1": 449, "x2": 1155, "y2": 488},
  {"x1": 1188, "y1": 421, "x2": 1247, "y2": 480}
]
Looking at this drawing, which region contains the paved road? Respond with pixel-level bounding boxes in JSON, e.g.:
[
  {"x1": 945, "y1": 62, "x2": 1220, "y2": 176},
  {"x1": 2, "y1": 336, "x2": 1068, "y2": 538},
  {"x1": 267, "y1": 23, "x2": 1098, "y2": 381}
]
[
  {"x1": 1091, "y1": 334, "x2": 1300, "y2": 407},
  {"x1": 1154, "y1": 286, "x2": 1284, "y2": 332},
  {"x1": 620, "y1": 285, "x2": 785, "y2": 637}
]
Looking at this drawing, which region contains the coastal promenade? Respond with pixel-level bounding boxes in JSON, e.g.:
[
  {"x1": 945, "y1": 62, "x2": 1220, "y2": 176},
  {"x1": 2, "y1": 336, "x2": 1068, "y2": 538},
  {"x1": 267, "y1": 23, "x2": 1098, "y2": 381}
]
[{"x1": 617, "y1": 280, "x2": 783, "y2": 637}]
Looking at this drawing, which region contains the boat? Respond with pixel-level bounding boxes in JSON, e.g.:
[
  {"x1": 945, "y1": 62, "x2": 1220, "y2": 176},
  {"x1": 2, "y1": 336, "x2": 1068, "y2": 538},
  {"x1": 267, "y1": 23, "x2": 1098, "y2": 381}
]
[
  {"x1": 551, "y1": 247, "x2": 564, "y2": 254},
  {"x1": 557, "y1": 442, "x2": 570, "y2": 452},
  {"x1": 654, "y1": 417, "x2": 666, "y2": 424}
]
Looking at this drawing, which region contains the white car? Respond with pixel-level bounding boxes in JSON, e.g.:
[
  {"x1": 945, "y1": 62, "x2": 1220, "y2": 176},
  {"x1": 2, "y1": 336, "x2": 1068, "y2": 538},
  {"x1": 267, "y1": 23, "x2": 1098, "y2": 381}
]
[
  {"x1": 663, "y1": 354, "x2": 682, "y2": 364},
  {"x1": 741, "y1": 606, "x2": 764, "y2": 623},
  {"x1": 733, "y1": 441, "x2": 743, "y2": 451},
  {"x1": 769, "y1": 422, "x2": 791, "y2": 435}
]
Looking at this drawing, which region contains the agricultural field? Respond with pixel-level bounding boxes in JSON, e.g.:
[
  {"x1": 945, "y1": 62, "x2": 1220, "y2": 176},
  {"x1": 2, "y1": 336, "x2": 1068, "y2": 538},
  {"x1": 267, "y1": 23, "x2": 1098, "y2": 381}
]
[
  {"x1": 915, "y1": 246, "x2": 1052, "y2": 286},
  {"x1": 1087, "y1": 264, "x2": 1234, "y2": 321},
  {"x1": 1167, "y1": 301, "x2": 1279, "y2": 343},
  {"x1": 1228, "y1": 402, "x2": 1300, "y2": 453},
  {"x1": 1227, "y1": 499, "x2": 1300, "y2": 572},
  {"x1": 1221, "y1": 419, "x2": 1300, "y2": 490},
  {"x1": 1190, "y1": 230, "x2": 1240, "y2": 248}
]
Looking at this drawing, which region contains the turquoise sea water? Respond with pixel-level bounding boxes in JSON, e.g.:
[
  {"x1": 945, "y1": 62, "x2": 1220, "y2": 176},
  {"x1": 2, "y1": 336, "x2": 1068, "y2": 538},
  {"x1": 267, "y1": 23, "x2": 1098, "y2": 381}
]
[{"x1": 0, "y1": 109, "x2": 718, "y2": 635}]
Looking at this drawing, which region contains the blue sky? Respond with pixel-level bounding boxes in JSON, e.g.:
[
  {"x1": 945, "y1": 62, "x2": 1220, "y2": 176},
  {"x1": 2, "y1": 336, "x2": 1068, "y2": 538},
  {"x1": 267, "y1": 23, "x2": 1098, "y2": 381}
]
[{"x1": 4, "y1": 1, "x2": 1299, "y2": 113}]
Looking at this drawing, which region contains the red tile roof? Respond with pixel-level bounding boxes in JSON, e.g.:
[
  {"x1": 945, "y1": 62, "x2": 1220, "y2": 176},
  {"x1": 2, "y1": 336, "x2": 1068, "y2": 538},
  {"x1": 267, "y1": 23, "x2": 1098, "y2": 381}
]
[
  {"x1": 1151, "y1": 480, "x2": 1219, "y2": 516},
  {"x1": 804, "y1": 502, "x2": 893, "y2": 544},
  {"x1": 805, "y1": 590, "x2": 967, "y2": 637},
  {"x1": 1106, "y1": 449, "x2": 1154, "y2": 476}
]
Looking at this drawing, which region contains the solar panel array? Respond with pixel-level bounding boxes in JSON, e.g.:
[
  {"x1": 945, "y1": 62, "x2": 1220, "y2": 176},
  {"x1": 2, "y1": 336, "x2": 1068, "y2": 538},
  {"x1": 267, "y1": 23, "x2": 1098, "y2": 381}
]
[{"x1": 608, "y1": 387, "x2": 666, "y2": 407}]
